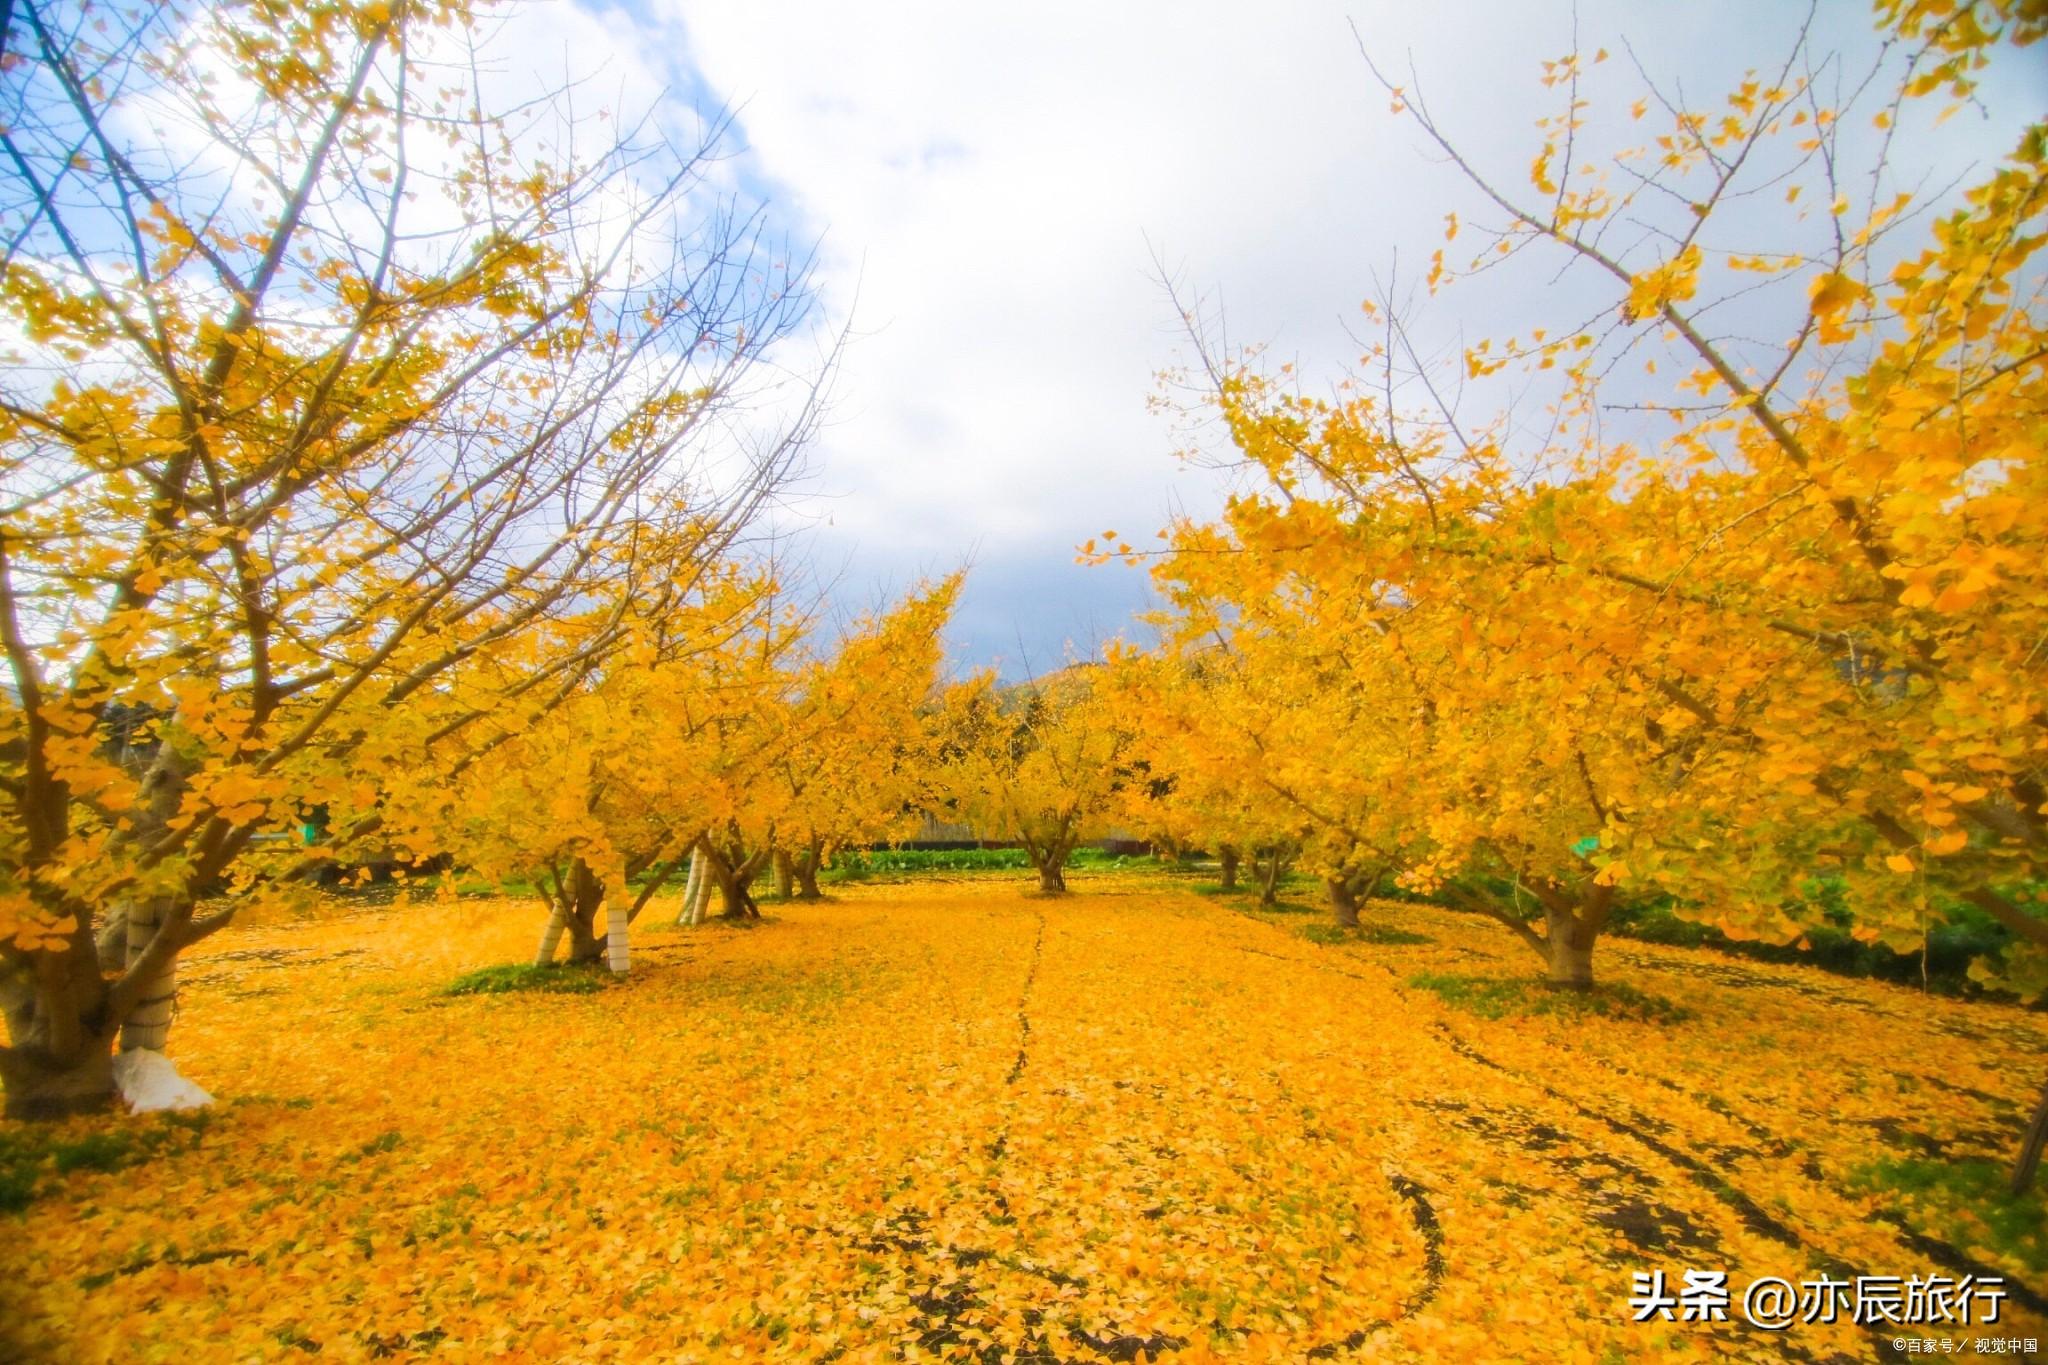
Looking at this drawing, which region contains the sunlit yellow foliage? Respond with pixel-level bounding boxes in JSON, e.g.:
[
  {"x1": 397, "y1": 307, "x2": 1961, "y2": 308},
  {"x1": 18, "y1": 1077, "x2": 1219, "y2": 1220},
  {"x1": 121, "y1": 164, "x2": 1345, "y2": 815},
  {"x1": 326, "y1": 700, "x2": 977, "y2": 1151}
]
[
  {"x1": 929, "y1": 669, "x2": 1130, "y2": 892},
  {"x1": 1135, "y1": 0, "x2": 2048, "y2": 1002}
]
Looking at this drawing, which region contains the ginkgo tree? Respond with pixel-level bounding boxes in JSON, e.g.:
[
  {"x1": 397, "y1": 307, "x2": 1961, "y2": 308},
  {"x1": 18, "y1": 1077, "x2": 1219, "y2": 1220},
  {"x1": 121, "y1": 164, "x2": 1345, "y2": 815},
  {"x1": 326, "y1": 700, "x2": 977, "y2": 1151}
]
[
  {"x1": 457, "y1": 572, "x2": 960, "y2": 957},
  {"x1": 930, "y1": 666, "x2": 1129, "y2": 894},
  {"x1": 1142, "y1": 0, "x2": 2045, "y2": 1176},
  {"x1": 1106, "y1": 643, "x2": 1324, "y2": 910},
  {"x1": 435, "y1": 565, "x2": 787, "y2": 971},
  {"x1": 0, "y1": 0, "x2": 830, "y2": 1115},
  {"x1": 1338, "y1": 0, "x2": 2048, "y2": 996},
  {"x1": 763, "y1": 574, "x2": 963, "y2": 901}
]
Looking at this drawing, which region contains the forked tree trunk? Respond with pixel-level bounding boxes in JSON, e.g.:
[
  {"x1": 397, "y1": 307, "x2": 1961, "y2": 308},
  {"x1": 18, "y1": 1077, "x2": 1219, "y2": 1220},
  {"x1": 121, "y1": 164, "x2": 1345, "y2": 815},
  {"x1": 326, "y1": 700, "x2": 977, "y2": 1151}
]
[
  {"x1": 119, "y1": 895, "x2": 179, "y2": 1052},
  {"x1": 1025, "y1": 829, "x2": 1073, "y2": 895},
  {"x1": 703, "y1": 844, "x2": 764, "y2": 919},
  {"x1": 1544, "y1": 911, "x2": 1596, "y2": 990},
  {"x1": 2013, "y1": 1075, "x2": 2048, "y2": 1195},
  {"x1": 772, "y1": 849, "x2": 794, "y2": 899},
  {"x1": 1327, "y1": 878, "x2": 1361, "y2": 929},
  {"x1": 1446, "y1": 876, "x2": 1606, "y2": 991},
  {"x1": 718, "y1": 874, "x2": 760, "y2": 919},
  {"x1": 1326, "y1": 867, "x2": 1383, "y2": 930},
  {"x1": 1218, "y1": 846, "x2": 1241, "y2": 892},
  {"x1": 1256, "y1": 849, "x2": 1285, "y2": 907},
  {"x1": 535, "y1": 859, "x2": 607, "y2": 963},
  {"x1": 792, "y1": 837, "x2": 824, "y2": 900}
]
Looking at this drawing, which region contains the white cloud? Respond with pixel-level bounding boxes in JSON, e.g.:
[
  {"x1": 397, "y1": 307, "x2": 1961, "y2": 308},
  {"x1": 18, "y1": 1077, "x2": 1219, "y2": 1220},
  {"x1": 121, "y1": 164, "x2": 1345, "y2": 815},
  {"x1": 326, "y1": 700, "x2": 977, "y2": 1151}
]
[{"x1": 593, "y1": 0, "x2": 2040, "y2": 670}]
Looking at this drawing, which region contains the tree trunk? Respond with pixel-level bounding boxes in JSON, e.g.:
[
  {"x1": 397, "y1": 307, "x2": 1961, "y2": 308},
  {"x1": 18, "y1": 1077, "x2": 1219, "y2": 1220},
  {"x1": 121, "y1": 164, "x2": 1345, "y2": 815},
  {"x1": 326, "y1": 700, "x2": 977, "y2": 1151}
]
[
  {"x1": 1257, "y1": 850, "x2": 1283, "y2": 907},
  {"x1": 119, "y1": 895, "x2": 179, "y2": 1053},
  {"x1": 535, "y1": 904, "x2": 568, "y2": 966},
  {"x1": 718, "y1": 879, "x2": 758, "y2": 918},
  {"x1": 772, "y1": 848, "x2": 794, "y2": 899},
  {"x1": 1327, "y1": 877, "x2": 1361, "y2": 929},
  {"x1": 604, "y1": 899, "x2": 630, "y2": 975},
  {"x1": 793, "y1": 837, "x2": 823, "y2": 900},
  {"x1": 95, "y1": 904, "x2": 129, "y2": 971},
  {"x1": 565, "y1": 912, "x2": 604, "y2": 962},
  {"x1": 562, "y1": 859, "x2": 607, "y2": 961},
  {"x1": 0, "y1": 1037, "x2": 117, "y2": 1121},
  {"x1": 704, "y1": 846, "x2": 763, "y2": 919},
  {"x1": 1218, "y1": 846, "x2": 1240, "y2": 891},
  {"x1": 1027, "y1": 831, "x2": 1072, "y2": 894},
  {"x1": 1545, "y1": 913, "x2": 1596, "y2": 989},
  {"x1": 675, "y1": 849, "x2": 706, "y2": 927},
  {"x1": 2013, "y1": 1074, "x2": 2048, "y2": 1195},
  {"x1": 3, "y1": 934, "x2": 121, "y2": 1119}
]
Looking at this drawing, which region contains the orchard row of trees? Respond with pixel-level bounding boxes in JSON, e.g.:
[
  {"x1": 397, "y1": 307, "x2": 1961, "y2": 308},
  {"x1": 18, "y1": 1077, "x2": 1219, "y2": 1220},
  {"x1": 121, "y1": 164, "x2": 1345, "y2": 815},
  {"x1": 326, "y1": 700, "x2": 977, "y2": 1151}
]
[
  {"x1": 977, "y1": 3, "x2": 2043, "y2": 1019},
  {"x1": 2, "y1": 0, "x2": 2041, "y2": 1199},
  {"x1": 0, "y1": 0, "x2": 867, "y2": 1115},
  {"x1": 0, "y1": 0, "x2": 1156, "y2": 1121},
  {"x1": 1084, "y1": 0, "x2": 2044, "y2": 1187}
]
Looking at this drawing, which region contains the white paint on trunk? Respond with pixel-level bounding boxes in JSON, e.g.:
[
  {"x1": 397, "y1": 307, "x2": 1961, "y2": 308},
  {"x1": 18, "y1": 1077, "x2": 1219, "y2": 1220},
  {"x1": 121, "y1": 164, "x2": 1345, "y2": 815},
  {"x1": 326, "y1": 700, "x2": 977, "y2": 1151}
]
[
  {"x1": 683, "y1": 852, "x2": 713, "y2": 926},
  {"x1": 604, "y1": 898, "x2": 630, "y2": 974},
  {"x1": 113, "y1": 1047, "x2": 211, "y2": 1112},
  {"x1": 119, "y1": 895, "x2": 177, "y2": 1053},
  {"x1": 535, "y1": 904, "x2": 567, "y2": 966},
  {"x1": 675, "y1": 849, "x2": 704, "y2": 926}
]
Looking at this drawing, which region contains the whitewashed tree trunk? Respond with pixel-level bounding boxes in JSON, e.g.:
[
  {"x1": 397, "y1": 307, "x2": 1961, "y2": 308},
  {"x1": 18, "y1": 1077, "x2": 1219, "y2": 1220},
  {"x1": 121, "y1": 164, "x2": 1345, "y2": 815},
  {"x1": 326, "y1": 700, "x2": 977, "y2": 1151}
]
[
  {"x1": 687, "y1": 855, "x2": 713, "y2": 925},
  {"x1": 675, "y1": 849, "x2": 705, "y2": 927},
  {"x1": 534, "y1": 904, "x2": 567, "y2": 966},
  {"x1": 119, "y1": 895, "x2": 178, "y2": 1053},
  {"x1": 604, "y1": 899, "x2": 630, "y2": 975},
  {"x1": 685, "y1": 861, "x2": 709, "y2": 925}
]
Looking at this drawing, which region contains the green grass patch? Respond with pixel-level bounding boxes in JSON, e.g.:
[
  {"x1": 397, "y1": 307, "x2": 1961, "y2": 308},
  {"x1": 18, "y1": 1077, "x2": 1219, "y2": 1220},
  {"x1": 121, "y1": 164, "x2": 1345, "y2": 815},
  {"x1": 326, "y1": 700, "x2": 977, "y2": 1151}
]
[
  {"x1": 0, "y1": 1142, "x2": 40, "y2": 1213},
  {"x1": 445, "y1": 962, "x2": 611, "y2": 996},
  {"x1": 1300, "y1": 921, "x2": 1432, "y2": 947},
  {"x1": 53, "y1": 1131, "x2": 137, "y2": 1174},
  {"x1": 824, "y1": 847, "x2": 1196, "y2": 882},
  {"x1": 689, "y1": 962, "x2": 869, "y2": 1017},
  {"x1": 833, "y1": 848, "x2": 1029, "y2": 876},
  {"x1": 0, "y1": 1110, "x2": 213, "y2": 1213},
  {"x1": 1408, "y1": 972, "x2": 1692, "y2": 1024},
  {"x1": 1850, "y1": 1156, "x2": 2047, "y2": 1276},
  {"x1": 351, "y1": 1129, "x2": 404, "y2": 1159}
]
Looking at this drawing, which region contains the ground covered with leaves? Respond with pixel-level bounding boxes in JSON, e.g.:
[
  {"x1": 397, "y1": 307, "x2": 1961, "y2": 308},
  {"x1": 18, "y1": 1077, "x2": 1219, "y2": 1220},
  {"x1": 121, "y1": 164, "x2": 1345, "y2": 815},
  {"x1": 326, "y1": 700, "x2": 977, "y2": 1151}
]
[{"x1": 3, "y1": 873, "x2": 2044, "y2": 1362}]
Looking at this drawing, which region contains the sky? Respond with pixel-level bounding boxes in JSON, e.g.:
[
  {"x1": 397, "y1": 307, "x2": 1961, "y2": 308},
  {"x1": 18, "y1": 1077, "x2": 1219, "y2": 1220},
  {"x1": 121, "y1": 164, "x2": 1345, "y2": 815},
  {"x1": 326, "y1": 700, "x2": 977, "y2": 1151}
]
[{"x1": 511, "y1": 0, "x2": 2043, "y2": 677}]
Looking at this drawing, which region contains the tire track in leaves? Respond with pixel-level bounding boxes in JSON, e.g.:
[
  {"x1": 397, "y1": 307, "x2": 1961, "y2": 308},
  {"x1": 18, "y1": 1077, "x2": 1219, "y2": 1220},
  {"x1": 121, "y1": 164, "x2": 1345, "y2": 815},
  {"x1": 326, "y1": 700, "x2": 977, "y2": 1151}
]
[
  {"x1": 853, "y1": 907, "x2": 1187, "y2": 1365},
  {"x1": 1249, "y1": 908, "x2": 2047, "y2": 1317},
  {"x1": 1417, "y1": 999, "x2": 2048, "y2": 1322},
  {"x1": 1299, "y1": 1171, "x2": 1448, "y2": 1357},
  {"x1": 860, "y1": 904, "x2": 1452, "y2": 1362},
  {"x1": 1264, "y1": 1063, "x2": 1447, "y2": 1359},
  {"x1": 1222, "y1": 910, "x2": 1906, "y2": 1361}
]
